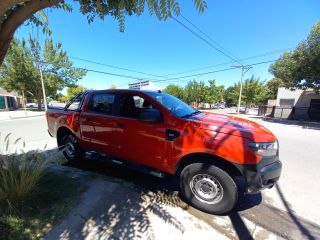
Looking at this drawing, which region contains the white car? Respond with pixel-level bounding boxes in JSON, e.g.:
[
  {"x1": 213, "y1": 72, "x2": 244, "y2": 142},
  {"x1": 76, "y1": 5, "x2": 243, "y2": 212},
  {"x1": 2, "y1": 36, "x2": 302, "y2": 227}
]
[
  {"x1": 26, "y1": 103, "x2": 37, "y2": 108},
  {"x1": 239, "y1": 105, "x2": 249, "y2": 114}
]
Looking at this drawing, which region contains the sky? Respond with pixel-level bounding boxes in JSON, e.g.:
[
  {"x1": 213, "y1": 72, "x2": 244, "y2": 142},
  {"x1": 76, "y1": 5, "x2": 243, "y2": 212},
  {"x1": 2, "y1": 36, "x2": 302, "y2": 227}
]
[{"x1": 15, "y1": 0, "x2": 320, "y2": 92}]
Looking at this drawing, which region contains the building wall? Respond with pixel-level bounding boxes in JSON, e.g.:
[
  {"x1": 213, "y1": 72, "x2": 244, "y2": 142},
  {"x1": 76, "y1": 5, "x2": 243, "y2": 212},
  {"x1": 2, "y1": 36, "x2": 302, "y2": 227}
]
[{"x1": 276, "y1": 87, "x2": 320, "y2": 107}]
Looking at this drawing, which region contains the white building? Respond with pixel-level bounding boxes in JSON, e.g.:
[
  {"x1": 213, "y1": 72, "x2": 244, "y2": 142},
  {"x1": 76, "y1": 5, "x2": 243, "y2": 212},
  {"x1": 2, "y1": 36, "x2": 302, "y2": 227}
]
[
  {"x1": 275, "y1": 87, "x2": 320, "y2": 120},
  {"x1": 128, "y1": 81, "x2": 161, "y2": 91}
]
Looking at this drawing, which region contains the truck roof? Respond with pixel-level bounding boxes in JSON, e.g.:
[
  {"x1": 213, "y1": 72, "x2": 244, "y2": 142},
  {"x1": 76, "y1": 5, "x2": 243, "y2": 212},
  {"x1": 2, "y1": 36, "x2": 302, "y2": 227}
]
[{"x1": 83, "y1": 89, "x2": 161, "y2": 94}]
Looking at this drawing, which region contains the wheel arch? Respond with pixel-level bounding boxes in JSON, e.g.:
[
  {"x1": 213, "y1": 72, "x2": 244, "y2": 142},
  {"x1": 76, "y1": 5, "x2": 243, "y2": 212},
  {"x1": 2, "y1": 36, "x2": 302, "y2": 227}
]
[
  {"x1": 175, "y1": 152, "x2": 243, "y2": 179},
  {"x1": 57, "y1": 127, "x2": 74, "y2": 147}
]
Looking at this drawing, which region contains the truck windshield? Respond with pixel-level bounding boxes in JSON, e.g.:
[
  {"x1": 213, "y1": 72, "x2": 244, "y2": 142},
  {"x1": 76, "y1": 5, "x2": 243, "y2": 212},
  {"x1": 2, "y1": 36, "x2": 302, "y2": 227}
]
[{"x1": 146, "y1": 92, "x2": 200, "y2": 118}]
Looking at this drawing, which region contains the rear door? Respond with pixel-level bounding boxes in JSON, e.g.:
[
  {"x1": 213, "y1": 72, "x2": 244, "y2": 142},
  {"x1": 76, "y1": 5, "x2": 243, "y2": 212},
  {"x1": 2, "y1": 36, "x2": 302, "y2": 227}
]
[
  {"x1": 80, "y1": 92, "x2": 122, "y2": 156},
  {"x1": 114, "y1": 93, "x2": 167, "y2": 170}
]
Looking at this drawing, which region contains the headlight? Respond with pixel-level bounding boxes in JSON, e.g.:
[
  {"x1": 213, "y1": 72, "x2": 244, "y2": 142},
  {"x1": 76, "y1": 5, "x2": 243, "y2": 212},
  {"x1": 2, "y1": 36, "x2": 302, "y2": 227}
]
[{"x1": 248, "y1": 141, "x2": 278, "y2": 157}]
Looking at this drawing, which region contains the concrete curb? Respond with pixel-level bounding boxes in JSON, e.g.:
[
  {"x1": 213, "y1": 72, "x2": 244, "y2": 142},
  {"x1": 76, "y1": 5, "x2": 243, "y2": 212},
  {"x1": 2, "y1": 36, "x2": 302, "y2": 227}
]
[
  {"x1": 0, "y1": 113, "x2": 44, "y2": 121},
  {"x1": 9, "y1": 113, "x2": 45, "y2": 120},
  {"x1": 263, "y1": 117, "x2": 320, "y2": 130}
]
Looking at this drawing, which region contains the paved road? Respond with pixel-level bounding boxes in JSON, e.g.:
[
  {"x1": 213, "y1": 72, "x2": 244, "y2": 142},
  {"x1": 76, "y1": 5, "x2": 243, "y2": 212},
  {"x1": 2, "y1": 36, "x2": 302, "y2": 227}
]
[
  {"x1": 0, "y1": 116, "x2": 56, "y2": 152},
  {"x1": 1, "y1": 114, "x2": 320, "y2": 239}
]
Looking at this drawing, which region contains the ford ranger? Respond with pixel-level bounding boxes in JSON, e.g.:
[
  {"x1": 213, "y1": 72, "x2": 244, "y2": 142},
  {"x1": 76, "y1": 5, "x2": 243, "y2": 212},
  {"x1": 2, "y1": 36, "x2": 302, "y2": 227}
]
[{"x1": 46, "y1": 89, "x2": 282, "y2": 214}]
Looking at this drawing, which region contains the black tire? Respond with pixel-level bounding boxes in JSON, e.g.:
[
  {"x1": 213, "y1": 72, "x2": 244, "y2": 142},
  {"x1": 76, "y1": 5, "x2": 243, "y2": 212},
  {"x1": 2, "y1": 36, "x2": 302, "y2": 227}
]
[
  {"x1": 180, "y1": 163, "x2": 238, "y2": 214},
  {"x1": 60, "y1": 134, "x2": 84, "y2": 162}
]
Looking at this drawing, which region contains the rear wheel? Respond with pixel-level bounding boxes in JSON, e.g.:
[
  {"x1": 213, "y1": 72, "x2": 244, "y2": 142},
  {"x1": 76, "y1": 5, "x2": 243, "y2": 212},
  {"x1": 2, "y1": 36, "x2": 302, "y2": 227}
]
[
  {"x1": 180, "y1": 163, "x2": 238, "y2": 214},
  {"x1": 60, "y1": 134, "x2": 84, "y2": 162}
]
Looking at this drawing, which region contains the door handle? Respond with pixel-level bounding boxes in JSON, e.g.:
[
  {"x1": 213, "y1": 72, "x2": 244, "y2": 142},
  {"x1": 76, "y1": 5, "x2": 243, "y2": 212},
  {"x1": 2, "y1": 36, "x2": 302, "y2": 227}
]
[
  {"x1": 84, "y1": 117, "x2": 91, "y2": 122},
  {"x1": 116, "y1": 122, "x2": 126, "y2": 128}
]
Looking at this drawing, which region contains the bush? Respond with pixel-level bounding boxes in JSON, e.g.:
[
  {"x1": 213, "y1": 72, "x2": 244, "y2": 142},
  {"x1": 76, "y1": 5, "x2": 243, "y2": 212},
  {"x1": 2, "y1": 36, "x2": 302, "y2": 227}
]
[{"x1": 0, "y1": 134, "x2": 55, "y2": 212}]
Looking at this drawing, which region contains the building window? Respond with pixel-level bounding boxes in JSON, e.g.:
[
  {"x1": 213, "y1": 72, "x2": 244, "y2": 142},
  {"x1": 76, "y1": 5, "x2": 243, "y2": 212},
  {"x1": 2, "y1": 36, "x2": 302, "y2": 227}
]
[{"x1": 279, "y1": 99, "x2": 295, "y2": 107}]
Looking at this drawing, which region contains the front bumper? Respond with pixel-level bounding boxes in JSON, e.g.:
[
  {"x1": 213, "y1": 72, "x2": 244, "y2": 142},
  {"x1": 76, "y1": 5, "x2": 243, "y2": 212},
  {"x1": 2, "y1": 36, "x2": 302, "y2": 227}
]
[{"x1": 234, "y1": 156, "x2": 282, "y2": 194}]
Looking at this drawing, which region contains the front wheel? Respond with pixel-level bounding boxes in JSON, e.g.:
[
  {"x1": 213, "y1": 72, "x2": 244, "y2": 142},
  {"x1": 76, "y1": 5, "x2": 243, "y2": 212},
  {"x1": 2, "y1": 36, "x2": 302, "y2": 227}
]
[
  {"x1": 180, "y1": 163, "x2": 238, "y2": 214},
  {"x1": 60, "y1": 134, "x2": 84, "y2": 162}
]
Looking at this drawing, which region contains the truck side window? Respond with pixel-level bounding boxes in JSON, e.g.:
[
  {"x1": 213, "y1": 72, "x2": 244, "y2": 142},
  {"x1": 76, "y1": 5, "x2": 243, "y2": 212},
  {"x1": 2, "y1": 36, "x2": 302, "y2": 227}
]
[
  {"x1": 67, "y1": 93, "x2": 84, "y2": 111},
  {"x1": 119, "y1": 94, "x2": 155, "y2": 119},
  {"x1": 90, "y1": 94, "x2": 115, "y2": 114}
]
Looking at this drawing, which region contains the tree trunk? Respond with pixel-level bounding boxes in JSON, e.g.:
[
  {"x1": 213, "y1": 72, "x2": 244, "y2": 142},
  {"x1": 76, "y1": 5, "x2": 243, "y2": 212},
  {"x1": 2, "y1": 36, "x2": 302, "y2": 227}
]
[
  {"x1": 37, "y1": 97, "x2": 42, "y2": 111},
  {"x1": 0, "y1": 0, "x2": 62, "y2": 65}
]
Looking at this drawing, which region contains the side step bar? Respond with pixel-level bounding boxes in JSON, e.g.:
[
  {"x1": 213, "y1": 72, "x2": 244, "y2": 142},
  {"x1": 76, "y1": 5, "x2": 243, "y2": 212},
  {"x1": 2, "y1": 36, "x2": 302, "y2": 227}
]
[{"x1": 85, "y1": 151, "x2": 166, "y2": 178}]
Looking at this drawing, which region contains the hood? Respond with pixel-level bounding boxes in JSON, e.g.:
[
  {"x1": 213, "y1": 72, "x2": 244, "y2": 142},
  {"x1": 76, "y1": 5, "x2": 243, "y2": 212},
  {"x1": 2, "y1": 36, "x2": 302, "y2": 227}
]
[{"x1": 189, "y1": 112, "x2": 276, "y2": 142}]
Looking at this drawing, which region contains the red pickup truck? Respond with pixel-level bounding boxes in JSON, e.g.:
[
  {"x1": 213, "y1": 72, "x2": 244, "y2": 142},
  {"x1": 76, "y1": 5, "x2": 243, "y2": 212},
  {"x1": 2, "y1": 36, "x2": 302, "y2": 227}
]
[{"x1": 47, "y1": 89, "x2": 282, "y2": 214}]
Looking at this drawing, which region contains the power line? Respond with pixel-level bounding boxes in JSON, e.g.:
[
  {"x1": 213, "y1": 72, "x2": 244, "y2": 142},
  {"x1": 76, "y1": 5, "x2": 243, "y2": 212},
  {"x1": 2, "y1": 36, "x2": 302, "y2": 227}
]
[
  {"x1": 79, "y1": 68, "x2": 159, "y2": 81},
  {"x1": 33, "y1": 59, "x2": 160, "y2": 82},
  {"x1": 151, "y1": 59, "x2": 276, "y2": 83},
  {"x1": 180, "y1": 14, "x2": 242, "y2": 63},
  {"x1": 69, "y1": 56, "x2": 168, "y2": 79},
  {"x1": 171, "y1": 16, "x2": 242, "y2": 65},
  {"x1": 163, "y1": 47, "x2": 292, "y2": 77}
]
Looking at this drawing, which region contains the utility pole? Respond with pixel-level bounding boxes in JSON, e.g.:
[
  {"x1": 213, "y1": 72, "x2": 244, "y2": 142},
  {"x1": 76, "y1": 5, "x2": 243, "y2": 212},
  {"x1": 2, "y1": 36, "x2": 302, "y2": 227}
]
[
  {"x1": 39, "y1": 66, "x2": 48, "y2": 111},
  {"x1": 233, "y1": 65, "x2": 252, "y2": 114},
  {"x1": 34, "y1": 59, "x2": 48, "y2": 111}
]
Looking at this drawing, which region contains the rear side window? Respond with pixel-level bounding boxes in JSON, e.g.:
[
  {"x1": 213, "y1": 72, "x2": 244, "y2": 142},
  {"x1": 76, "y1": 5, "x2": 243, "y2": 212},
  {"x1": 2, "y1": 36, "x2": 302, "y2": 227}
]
[{"x1": 90, "y1": 93, "x2": 115, "y2": 114}]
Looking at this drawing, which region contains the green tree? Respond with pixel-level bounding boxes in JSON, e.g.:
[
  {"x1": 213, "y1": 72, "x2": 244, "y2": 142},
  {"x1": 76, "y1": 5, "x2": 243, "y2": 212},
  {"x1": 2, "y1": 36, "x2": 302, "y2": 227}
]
[
  {"x1": 269, "y1": 21, "x2": 320, "y2": 91},
  {"x1": 0, "y1": 0, "x2": 207, "y2": 65},
  {"x1": 184, "y1": 80, "x2": 209, "y2": 104},
  {"x1": 241, "y1": 76, "x2": 269, "y2": 106},
  {"x1": 207, "y1": 80, "x2": 225, "y2": 104},
  {"x1": 224, "y1": 76, "x2": 269, "y2": 107},
  {"x1": 266, "y1": 78, "x2": 284, "y2": 99},
  {"x1": 224, "y1": 86, "x2": 238, "y2": 107},
  {"x1": 65, "y1": 85, "x2": 87, "y2": 101},
  {"x1": 0, "y1": 37, "x2": 86, "y2": 109},
  {"x1": 163, "y1": 84, "x2": 185, "y2": 101}
]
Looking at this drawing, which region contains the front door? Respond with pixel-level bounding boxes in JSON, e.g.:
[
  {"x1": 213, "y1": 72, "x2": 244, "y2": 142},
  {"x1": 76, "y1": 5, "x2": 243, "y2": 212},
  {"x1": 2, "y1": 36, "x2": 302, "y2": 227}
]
[{"x1": 115, "y1": 93, "x2": 167, "y2": 170}]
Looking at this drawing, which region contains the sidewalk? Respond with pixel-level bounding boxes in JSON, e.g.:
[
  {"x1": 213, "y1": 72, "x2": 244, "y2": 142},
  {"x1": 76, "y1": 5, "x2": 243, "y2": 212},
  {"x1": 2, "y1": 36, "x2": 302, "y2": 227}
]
[
  {"x1": 45, "y1": 165, "x2": 229, "y2": 240},
  {"x1": 0, "y1": 110, "x2": 45, "y2": 121},
  {"x1": 43, "y1": 165, "x2": 285, "y2": 240}
]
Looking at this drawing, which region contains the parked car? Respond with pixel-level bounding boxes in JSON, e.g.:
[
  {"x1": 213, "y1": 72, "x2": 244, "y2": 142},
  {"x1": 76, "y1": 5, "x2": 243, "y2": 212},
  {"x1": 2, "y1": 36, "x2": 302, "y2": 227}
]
[
  {"x1": 26, "y1": 102, "x2": 37, "y2": 108},
  {"x1": 239, "y1": 105, "x2": 249, "y2": 114},
  {"x1": 46, "y1": 90, "x2": 282, "y2": 214}
]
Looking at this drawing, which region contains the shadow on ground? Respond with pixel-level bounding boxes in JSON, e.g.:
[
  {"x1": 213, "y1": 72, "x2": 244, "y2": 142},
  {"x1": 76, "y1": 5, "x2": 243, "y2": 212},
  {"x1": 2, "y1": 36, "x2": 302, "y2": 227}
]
[{"x1": 65, "y1": 159, "x2": 262, "y2": 240}]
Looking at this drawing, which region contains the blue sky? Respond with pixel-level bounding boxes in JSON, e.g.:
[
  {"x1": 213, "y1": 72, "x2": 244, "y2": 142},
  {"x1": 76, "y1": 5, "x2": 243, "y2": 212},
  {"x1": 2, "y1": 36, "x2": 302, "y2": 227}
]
[{"x1": 15, "y1": 0, "x2": 319, "y2": 91}]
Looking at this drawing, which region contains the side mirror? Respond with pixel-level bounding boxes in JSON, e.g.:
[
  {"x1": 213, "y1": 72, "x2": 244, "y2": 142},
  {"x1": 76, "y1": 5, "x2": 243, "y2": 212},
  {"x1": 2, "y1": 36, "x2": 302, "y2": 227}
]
[{"x1": 140, "y1": 109, "x2": 162, "y2": 122}]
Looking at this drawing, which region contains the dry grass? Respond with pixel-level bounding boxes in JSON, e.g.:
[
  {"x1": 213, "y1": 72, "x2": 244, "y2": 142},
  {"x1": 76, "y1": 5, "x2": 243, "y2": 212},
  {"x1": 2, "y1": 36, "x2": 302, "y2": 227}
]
[{"x1": 0, "y1": 133, "x2": 55, "y2": 212}]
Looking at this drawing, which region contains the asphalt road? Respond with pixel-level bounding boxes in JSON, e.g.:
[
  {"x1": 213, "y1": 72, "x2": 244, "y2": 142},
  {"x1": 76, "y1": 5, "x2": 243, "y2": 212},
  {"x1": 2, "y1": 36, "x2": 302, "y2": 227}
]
[
  {"x1": 1, "y1": 115, "x2": 320, "y2": 239},
  {"x1": 0, "y1": 116, "x2": 56, "y2": 152}
]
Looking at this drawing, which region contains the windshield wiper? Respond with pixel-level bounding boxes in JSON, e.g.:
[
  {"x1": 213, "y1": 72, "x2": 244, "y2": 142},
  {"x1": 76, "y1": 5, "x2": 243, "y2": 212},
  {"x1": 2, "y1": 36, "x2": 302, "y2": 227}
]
[{"x1": 181, "y1": 110, "x2": 201, "y2": 118}]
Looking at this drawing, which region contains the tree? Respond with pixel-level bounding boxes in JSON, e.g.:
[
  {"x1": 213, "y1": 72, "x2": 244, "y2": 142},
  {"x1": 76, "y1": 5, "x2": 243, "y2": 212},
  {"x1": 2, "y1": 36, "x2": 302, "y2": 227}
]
[
  {"x1": 163, "y1": 84, "x2": 185, "y2": 101},
  {"x1": 269, "y1": 21, "x2": 320, "y2": 91},
  {"x1": 207, "y1": 80, "x2": 225, "y2": 104},
  {"x1": 0, "y1": 37, "x2": 86, "y2": 109},
  {"x1": 225, "y1": 76, "x2": 269, "y2": 107},
  {"x1": 224, "y1": 86, "x2": 238, "y2": 107},
  {"x1": 65, "y1": 84, "x2": 87, "y2": 101},
  {"x1": 241, "y1": 76, "x2": 269, "y2": 106},
  {"x1": 0, "y1": 0, "x2": 207, "y2": 65},
  {"x1": 266, "y1": 78, "x2": 284, "y2": 99},
  {"x1": 184, "y1": 80, "x2": 209, "y2": 105}
]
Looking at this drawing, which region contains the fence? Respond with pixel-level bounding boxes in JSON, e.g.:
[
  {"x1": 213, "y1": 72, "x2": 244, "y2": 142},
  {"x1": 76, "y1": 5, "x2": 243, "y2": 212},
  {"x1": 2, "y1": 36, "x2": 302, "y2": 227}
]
[{"x1": 258, "y1": 106, "x2": 319, "y2": 121}]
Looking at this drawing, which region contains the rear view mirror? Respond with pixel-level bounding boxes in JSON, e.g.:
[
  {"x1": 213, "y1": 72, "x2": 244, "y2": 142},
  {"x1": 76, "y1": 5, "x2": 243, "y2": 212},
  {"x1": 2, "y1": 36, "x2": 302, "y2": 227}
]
[{"x1": 140, "y1": 109, "x2": 162, "y2": 122}]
